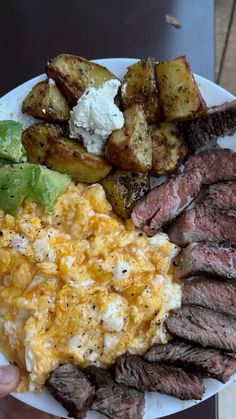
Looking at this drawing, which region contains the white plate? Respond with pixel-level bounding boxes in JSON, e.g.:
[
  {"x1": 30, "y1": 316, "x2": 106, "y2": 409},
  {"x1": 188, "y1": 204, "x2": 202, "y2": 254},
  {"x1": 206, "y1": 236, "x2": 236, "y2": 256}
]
[{"x1": 0, "y1": 58, "x2": 236, "y2": 419}]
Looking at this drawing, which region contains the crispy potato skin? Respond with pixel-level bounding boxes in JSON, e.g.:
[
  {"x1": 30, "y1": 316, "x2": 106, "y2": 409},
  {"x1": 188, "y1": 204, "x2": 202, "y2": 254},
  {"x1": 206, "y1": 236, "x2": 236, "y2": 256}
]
[
  {"x1": 101, "y1": 170, "x2": 150, "y2": 220},
  {"x1": 121, "y1": 58, "x2": 161, "y2": 123},
  {"x1": 21, "y1": 123, "x2": 65, "y2": 164},
  {"x1": 150, "y1": 122, "x2": 188, "y2": 176},
  {"x1": 22, "y1": 123, "x2": 111, "y2": 183},
  {"x1": 22, "y1": 80, "x2": 70, "y2": 122},
  {"x1": 155, "y1": 56, "x2": 207, "y2": 121},
  {"x1": 105, "y1": 104, "x2": 152, "y2": 173},
  {"x1": 46, "y1": 54, "x2": 116, "y2": 105},
  {"x1": 45, "y1": 137, "x2": 112, "y2": 183}
]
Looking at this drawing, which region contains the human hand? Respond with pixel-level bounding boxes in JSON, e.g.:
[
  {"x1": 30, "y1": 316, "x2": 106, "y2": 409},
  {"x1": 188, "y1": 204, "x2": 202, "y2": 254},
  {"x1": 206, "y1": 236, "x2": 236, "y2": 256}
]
[
  {"x1": 0, "y1": 366, "x2": 20, "y2": 398},
  {"x1": 0, "y1": 366, "x2": 59, "y2": 419}
]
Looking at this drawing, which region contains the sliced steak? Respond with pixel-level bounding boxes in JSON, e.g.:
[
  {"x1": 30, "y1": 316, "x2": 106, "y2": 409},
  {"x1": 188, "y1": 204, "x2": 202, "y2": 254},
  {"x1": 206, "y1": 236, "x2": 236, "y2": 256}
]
[
  {"x1": 179, "y1": 100, "x2": 236, "y2": 151},
  {"x1": 166, "y1": 305, "x2": 236, "y2": 352},
  {"x1": 173, "y1": 242, "x2": 236, "y2": 279},
  {"x1": 86, "y1": 366, "x2": 144, "y2": 419},
  {"x1": 85, "y1": 365, "x2": 114, "y2": 387},
  {"x1": 182, "y1": 277, "x2": 236, "y2": 319},
  {"x1": 131, "y1": 170, "x2": 202, "y2": 236},
  {"x1": 115, "y1": 354, "x2": 204, "y2": 400},
  {"x1": 204, "y1": 182, "x2": 236, "y2": 211},
  {"x1": 46, "y1": 364, "x2": 95, "y2": 419},
  {"x1": 184, "y1": 148, "x2": 236, "y2": 185},
  {"x1": 168, "y1": 205, "x2": 236, "y2": 246},
  {"x1": 145, "y1": 340, "x2": 236, "y2": 383}
]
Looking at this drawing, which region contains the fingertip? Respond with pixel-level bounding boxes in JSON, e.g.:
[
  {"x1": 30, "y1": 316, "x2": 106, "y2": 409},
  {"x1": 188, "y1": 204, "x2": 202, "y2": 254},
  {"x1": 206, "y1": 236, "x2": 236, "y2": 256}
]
[{"x1": 0, "y1": 365, "x2": 21, "y2": 397}]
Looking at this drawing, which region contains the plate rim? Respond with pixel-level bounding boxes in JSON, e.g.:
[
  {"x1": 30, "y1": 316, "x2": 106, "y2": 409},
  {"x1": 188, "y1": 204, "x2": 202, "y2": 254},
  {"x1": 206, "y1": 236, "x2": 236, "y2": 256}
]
[{"x1": 0, "y1": 57, "x2": 235, "y2": 419}]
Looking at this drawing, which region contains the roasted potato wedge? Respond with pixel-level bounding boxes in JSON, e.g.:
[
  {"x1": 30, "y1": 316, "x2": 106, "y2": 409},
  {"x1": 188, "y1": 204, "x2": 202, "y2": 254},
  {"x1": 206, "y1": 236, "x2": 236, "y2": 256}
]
[
  {"x1": 45, "y1": 137, "x2": 112, "y2": 183},
  {"x1": 22, "y1": 80, "x2": 70, "y2": 122},
  {"x1": 155, "y1": 56, "x2": 207, "y2": 121},
  {"x1": 105, "y1": 104, "x2": 152, "y2": 173},
  {"x1": 121, "y1": 58, "x2": 161, "y2": 123},
  {"x1": 101, "y1": 170, "x2": 150, "y2": 220},
  {"x1": 22, "y1": 123, "x2": 65, "y2": 164},
  {"x1": 46, "y1": 54, "x2": 116, "y2": 105},
  {"x1": 22, "y1": 123, "x2": 111, "y2": 183},
  {"x1": 150, "y1": 122, "x2": 188, "y2": 176}
]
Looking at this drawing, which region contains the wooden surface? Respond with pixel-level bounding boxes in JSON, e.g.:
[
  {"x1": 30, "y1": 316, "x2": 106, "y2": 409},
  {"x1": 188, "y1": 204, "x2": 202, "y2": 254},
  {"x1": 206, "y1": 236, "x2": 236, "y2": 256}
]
[{"x1": 216, "y1": 0, "x2": 236, "y2": 94}]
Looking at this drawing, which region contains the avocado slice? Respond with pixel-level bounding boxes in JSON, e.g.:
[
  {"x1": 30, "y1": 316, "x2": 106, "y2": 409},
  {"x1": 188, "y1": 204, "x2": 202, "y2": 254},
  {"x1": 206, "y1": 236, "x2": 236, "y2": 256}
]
[
  {"x1": 0, "y1": 120, "x2": 26, "y2": 162},
  {"x1": 0, "y1": 158, "x2": 14, "y2": 166},
  {"x1": 0, "y1": 163, "x2": 39, "y2": 215},
  {"x1": 27, "y1": 166, "x2": 71, "y2": 212},
  {"x1": 0, "y1": 162, "x2": 71, "y2": 216}
]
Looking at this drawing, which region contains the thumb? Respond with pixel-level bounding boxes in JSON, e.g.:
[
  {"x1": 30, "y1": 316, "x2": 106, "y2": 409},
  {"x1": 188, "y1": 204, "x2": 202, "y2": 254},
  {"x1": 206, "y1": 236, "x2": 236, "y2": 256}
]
[{"x1": 0, "y1": 366, "x2": 20, "y2": 397}]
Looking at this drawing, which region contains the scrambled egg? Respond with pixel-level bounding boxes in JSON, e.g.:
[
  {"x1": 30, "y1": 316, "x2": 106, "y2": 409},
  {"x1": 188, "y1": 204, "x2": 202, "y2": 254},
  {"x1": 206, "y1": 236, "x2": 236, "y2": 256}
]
[{"x1": 0, "y1": 183, "x2": 181, "y2": 392}]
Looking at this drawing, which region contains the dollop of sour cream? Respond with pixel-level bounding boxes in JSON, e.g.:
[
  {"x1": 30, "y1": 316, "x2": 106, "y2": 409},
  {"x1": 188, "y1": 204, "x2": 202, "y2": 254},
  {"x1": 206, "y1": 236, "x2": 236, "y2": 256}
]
[{"x1": 69, "y1": 79, "x2": 124, "y2": 156}]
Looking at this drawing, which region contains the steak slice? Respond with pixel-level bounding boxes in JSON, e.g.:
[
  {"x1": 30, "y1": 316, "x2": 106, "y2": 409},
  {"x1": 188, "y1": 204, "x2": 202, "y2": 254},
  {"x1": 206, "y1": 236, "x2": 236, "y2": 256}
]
[
  {"x1": 85, "y1": 365, "x2": 114, "y2": 387},
  {"x1": 145, "y1": 340, "x2": 236, "y2": 383},
  {"x1": 131, "y1": 170, "x2": 202, "y2": 236},
  {"x1": 115, "y1": 354, "x2": 204, "y2": 400},
  {"x1": 166, "y1": 305, "x2": 236, "y2": 352},
  {"x1": 179, "y1": 100, "x2": 236, "y2": 151},
  {"x1": 183, "y1": 277, "x2": 236, "y2": 319},
  {"x1": 168, "y1": 205, "x2": 236, "y2": 246},
  {"x1": 46, "y1": 364, "x2": 95, "y2": 419},
  {"x1": 173, "y1": 242, "x2": 236, "y2": 279},
  {"x1": 86, "y1": 366, "x2": 144, "y2": 419},
  {"x1": 184, "y1": 148, "x2": 236, "y2": 185},
  {"x1": 204, "y1": 182, "x2": 236, "y2": 211}
]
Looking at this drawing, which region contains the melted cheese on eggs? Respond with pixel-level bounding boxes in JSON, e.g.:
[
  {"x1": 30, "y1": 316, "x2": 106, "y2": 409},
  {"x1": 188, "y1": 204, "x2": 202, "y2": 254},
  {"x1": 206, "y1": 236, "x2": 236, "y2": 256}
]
[{"x1": 0, "y1": 183, "x2": 181, "y2": 391}]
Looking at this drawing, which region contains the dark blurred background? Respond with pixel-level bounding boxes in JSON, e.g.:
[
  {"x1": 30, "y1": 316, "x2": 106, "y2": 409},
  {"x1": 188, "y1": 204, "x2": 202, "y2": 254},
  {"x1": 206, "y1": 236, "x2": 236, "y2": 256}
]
[{"x1": 1, "y1": 0, "x2": 214, "y2": 96}]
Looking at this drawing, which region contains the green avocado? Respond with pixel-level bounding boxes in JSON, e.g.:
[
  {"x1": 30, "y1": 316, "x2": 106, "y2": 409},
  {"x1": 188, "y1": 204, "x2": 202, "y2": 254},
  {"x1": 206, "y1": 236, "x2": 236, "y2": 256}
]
[
  {"x1": 0, "y1": 158, "x2": 14, "y2": 166},
  {"x1": 0, "y1": 163, "x2": 71, "y2": 215},
  {"x1": 27, "y1": 166, "x2": 71, "y2": 212},
  {"x1": 0, "y1": 120, "x2": 26, "y2": 162},
  {"x1": 0, "y1": 163, "x2": 39, "y2": 215}
]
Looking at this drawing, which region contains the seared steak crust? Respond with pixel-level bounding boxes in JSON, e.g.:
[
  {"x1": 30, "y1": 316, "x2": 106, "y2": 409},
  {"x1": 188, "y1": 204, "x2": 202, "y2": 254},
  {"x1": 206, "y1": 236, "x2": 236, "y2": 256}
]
[
  {"x1": 92, "y1": 386, "x2": 144, "y2": 419},
  {"x1": 145, "y1": 340, "x2": 236, "y2": 383},
  {"x1": 115, "y1": 354, "x2": 204, "y2": 400},
  {"x1": 204, "y1": 182, "x2": 236, "y2": 211},
  {"x1": 168, "y1": 205, "x2": 236, "y2": 246},
  {"x1": 166, "y1": 306, "x2": 236, "y2": 352},
  {"x1": 182, "y1": 277, "x2": 236, "y2": 319},
  {"x1": 86, "y1": 366, "x2": 145, "y2": 419},
  {"x1": 184, "y1": 149, "x2": 236, "y2": 185},
  {"x1": 173, "y1": 242, "x2": 236, "y2": 279},
  {"x1": 132, "y1": 170, "x2": 202, "y2": 235},
  {"x1": 179, "y1": 100, "x2": 236, "y2": 151},
  {"x1": 46, "y1": 364, "x2": 95, "y2": 419}
]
